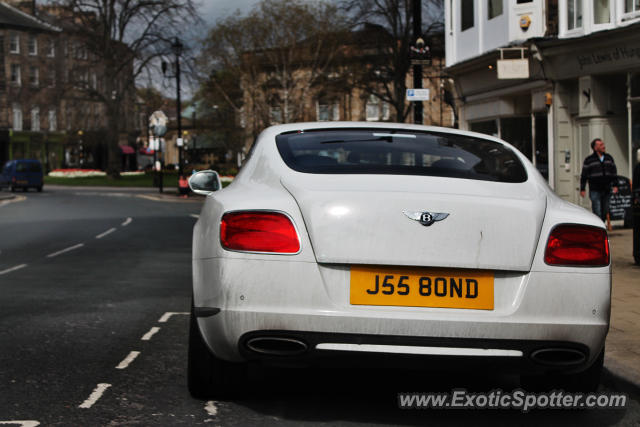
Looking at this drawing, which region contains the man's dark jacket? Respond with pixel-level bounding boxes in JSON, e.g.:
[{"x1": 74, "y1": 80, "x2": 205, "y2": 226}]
[{"x1": 580, "y1": 152, "x2": 617, "y2": 192}]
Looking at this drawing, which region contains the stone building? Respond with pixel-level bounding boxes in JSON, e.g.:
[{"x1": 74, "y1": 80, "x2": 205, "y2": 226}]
[
  {"x1": 445, "y1": 0, "x2": 640, "y2": 212},
  {"x1": 239, "y1": 25, "x2": 455, "y2": 152},
  {"x1": 0, "y1": 1, "x2": 64, "y2": 170},
  {"x1": 0, "y1": 0, "x2": 139, "y2": 171}
]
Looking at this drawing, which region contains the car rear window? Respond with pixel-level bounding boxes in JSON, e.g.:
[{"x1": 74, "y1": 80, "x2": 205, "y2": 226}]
[
  {"x1": 275, "y1": 129, "x2": 528, "y2": 183},
  {"x1": 15, "y1": 162, "x2": 41, "y2": 173}
]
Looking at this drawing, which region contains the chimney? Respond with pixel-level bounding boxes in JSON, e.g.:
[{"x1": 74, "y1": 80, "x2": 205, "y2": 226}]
[{"x1": 6, "y1": 1, "x2": 36, "y2": 15}]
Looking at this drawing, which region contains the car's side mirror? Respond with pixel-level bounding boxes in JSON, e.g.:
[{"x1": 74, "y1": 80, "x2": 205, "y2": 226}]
[{"x1": 188, "y1": 170, "x2": 222, "y2": 195}]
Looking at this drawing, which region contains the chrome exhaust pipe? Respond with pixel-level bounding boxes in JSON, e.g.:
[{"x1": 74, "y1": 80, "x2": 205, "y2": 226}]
[
  {"x1": 246, "y1": 337, "x2": 308, "y2": 356},
  {"x1": 530, "y1": 348, "x2": 587, "y2": 366}
]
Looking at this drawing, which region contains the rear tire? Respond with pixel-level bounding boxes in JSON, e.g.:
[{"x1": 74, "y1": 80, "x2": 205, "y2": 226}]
[
  {"x1": 188, "y1": 302, "x2": 247, "y2": 399},
  {"x1": 521, "y1": 348, "x2": 604, "y2": 392}
]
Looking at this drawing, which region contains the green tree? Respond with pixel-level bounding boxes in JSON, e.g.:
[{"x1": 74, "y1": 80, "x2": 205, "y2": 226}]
[
  {"x1": 341, "y1": 0, "x2": 444, "y2": 122},
  {"x1": 198, "y1": 0, "x2": 349, "y2": 140},
  {"x1": 51, "y1": 0, "x2": 199, "y2": 178}
]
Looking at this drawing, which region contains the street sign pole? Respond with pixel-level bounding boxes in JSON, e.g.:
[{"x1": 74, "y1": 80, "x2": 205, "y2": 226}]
[{"x1": 413, "y1": 0, "x2": 423, "y2": 124}]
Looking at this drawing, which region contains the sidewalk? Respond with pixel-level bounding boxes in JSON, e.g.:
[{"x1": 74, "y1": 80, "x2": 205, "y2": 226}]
[
  {"x1": 605, "y1": 227, "x2": 640, "y2": 386},
  {"x1": 43, "y1": 184, "x2": 205, "y2": 203}
]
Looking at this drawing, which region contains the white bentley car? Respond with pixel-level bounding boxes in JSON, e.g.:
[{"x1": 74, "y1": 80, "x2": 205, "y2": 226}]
[{"x1": 188, "y1": 122, "x2": 610, "y2": 398}]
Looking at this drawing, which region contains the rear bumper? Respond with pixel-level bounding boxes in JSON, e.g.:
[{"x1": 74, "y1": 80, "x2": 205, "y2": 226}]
[
  {"x1": 193, "y1": 258, "x2": 610, "y2": 374},
  {"x1": 239, "y1": 330, "x2": 598, "y2": 374}
]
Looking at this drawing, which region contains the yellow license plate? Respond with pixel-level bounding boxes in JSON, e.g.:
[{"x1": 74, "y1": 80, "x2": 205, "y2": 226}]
[{"x1": 350, "y1": 266, "x2": 494, "y2": 310}]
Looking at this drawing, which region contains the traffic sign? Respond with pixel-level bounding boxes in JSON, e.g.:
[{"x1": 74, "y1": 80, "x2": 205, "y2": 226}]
[{"x1": 406, "y1": 89, "x2": 430, "y2": 101}]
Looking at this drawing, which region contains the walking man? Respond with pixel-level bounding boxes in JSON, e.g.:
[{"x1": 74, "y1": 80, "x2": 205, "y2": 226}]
[{"x1": 580, "y1": 138, "x2": 618, "y2": 221}]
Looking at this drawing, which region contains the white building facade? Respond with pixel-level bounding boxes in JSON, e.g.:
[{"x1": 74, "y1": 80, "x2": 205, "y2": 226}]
[{"x1": 445, "y1": 0, "x2": 640, "y2": 210}]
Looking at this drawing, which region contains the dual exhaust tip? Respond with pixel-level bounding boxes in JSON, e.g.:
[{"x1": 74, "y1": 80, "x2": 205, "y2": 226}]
[
  {"x1": 246, "y1": 336, "x2": 308, "y2": 356},
  {"x1": 245, "y1": 336, "x2": 587, "y2": 367}
]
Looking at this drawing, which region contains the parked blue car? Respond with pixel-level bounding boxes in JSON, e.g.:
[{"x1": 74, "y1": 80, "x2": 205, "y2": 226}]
[{"x1": 0, "y1": 159, "x2": 44, "y2": 192}]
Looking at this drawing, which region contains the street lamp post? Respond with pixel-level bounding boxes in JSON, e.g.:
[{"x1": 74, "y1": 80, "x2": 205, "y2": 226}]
[
  {"x1": 412, "y1": 0, "x2": 423, "y2": 125},
  {"x1": 172, "y1": 37, "x2": 184, "y2": 177}
]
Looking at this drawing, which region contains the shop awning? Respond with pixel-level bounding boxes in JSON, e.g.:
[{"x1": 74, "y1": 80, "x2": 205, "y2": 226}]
[{"x1": 120, "y1": 145, "x2": 135, "y2": 154}]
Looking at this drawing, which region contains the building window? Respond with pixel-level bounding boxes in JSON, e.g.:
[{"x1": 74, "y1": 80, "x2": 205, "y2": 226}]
[
  {"x1": 28, "y1": 35, "x2": 37, "y2": 55},
  {"x1": 12, "y1": 104, "x2": 23, "y2": 131},
  {"x1": 366, "y1": 95, "x2": 380, "y2": 121},
  {"x1": 29, "y1": 66, "x2": 39, "y2": 86},
  {"x1": 382, "y1": 102, "x2": 391, "y2": 120},
  {"x1": 10, "y1": 64, "x2": 21, "y2": 86},
  {"x1": 47, "y1": 40, "x2": 55, "y2": 57},
  {"x1": 624, "y1": 0, "x2": 640, "y2": 14},
  {"x1": 10, "y1": 34, "x2": 19, "y2": 53},
  {"x1": 488, "y1": 0, "x2": 503, "y2": 19},
  {"x1": 270, "y1": 106, "x2": 282, "y2": 124},
  {"x1": 91, "y1": 72, "x2": 97, "y2": 90},
  {"x1": 49, "y1": 109, "x2": 57, "y2": 131},
  {"x1": 31, "y1": 107, "x2": 40, "y2": 131},
  {"x1": 461, "y1": 0, "x2": 474, "y2": 31},
  {"x1": 75, "y1": 42, "x2": 87, "y2": 60},
  {"x1": 365, "y1": 95, "x2": 390, "y2": 121},
  {"x1": 316, "y1": 100, "x2": 339, "y2": 121},
  {"x1": 567, "y1": 0, "x2": 583, "y2": 29},
  {"x1": 593, "y1": 0, "x2": 610, "y2": 23}
]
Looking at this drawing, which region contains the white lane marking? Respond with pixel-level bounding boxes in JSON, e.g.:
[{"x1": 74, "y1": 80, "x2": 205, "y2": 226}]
[
  {"x1": 141, "y1": 327, "x2": 160, "y2": 341},
  {"x1": 0, "y1": 264, "x2": 27, "y2": 276},
  {"x1": 121, "y1": 217, "x2": 132, "y2": 227},
  {"x1": 204, "y1": 401, "x2": 218, "y2": 416},
  {"x1": 158, "y1": 312, "x2": 189, "y2": 323},
  {"x1": 189, "y1": 214, "x2": 199, "y2": 219},
  {"x1": 0, "y1": 422, "x2": 40, "y2": 427},
  {"x1": 0, "y1": 195, "x2": 27, "y2": 208},
  {"x1": 116, "y1": 351, "x2": 140, "y2": 370},
  {"x1": 46, "y1": 243, "x2": 84, "y2": 258},
  {"x1": 95, "y1": 228, "x2": 116, "y2": 239},
  {"x1": 78, "y1": 383, "x2": 111, "y2": 409}
]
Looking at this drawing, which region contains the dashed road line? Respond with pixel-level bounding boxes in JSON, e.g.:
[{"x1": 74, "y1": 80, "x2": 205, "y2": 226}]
[
  {"x1": 116, "y1": 351, "x2": 140, "y2": 370},
  {"x1": 46, "y1": 243, "x2": 84, "y2": 258},
  {"x1": 190, "y1": 214, "x2": 199, "y2": 219},
  {"x1": 204, "y1": 401, "x2": 218, "y2": 416},
  {"x1": 158, "y1": 312, "x2": 189, "y2": 323},
  {"x1": 0, "y1": 422, "x2": 40, "y2": 427},
  {"x1": 0, "y1": 195, "x2": 27, "y2": 208},
  {"x1": 95, "y1": 228, "x2": 116, "y2": 239},
  {"x1": 141, "y1": 327, "x2": 160, "y2": 341},
  {"x1": 78, "y1": 383, "x2": 111, "y2": 409},
  {"x1": 121, "y1": 217, "x2": 132, "y2": 227},
  {"x1": 0, "y1": 264, "x2": 27, "y2": 276}
]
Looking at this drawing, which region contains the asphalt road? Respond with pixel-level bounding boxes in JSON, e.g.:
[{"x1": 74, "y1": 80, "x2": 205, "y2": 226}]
[{"x1": 1, "y1": 187, "x2": 639, "y2": 426}]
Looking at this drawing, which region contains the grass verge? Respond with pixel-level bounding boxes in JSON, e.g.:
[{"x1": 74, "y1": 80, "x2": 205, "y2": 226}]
[{"x1": 44, "y1": 173, "x2": 178, "y2": 188}]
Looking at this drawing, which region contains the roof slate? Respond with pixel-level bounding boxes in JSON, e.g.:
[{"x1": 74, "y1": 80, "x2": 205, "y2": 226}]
[{"x1": 0, "y1": 2, "x2": 60, "y2": 32}]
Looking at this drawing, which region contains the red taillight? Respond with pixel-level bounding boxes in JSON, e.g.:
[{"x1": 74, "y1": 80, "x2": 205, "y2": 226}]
[
  {"x1": 220, "y1": 211, "x2": 300, "y2": 254},
  {"x1": 544, "y1": 225, "x2": 609, "y2": 266}
]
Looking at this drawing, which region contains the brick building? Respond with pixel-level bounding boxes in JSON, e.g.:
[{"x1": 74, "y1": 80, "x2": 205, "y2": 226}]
[{"x1": 0, "y1": 0, "x2": 139, "y2": 171}]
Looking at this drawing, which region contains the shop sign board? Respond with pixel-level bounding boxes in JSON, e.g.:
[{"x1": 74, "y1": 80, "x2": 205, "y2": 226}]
[{"x1": 497, "y1": 59, "x2": 530, "y2": 79}]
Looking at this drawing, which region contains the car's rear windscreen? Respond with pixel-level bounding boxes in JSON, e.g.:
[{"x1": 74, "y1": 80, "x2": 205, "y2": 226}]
[{"x1": 276, "y1": 129, "x2": 528, "y2": 183}]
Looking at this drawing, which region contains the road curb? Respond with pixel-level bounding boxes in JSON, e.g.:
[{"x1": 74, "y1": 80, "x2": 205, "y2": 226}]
[{"x1": 605, "y1": 354, "x2": 640, "y2": 390}]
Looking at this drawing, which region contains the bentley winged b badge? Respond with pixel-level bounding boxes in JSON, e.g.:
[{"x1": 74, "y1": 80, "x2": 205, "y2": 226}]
[{"x1": 403, "y1": 210, "x2": 449, "y2": 227}]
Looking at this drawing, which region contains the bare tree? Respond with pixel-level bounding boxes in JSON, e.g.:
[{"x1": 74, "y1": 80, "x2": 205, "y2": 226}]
[
  {"x1": 47, "y1": 0, "x2": 199, "y2": 177},
  {"x1": 341, "y1": 0, "x2": 444, "y2": 122},
  {"x1": 198, "y1": 0, "x2": 349, "y2": 139}
]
